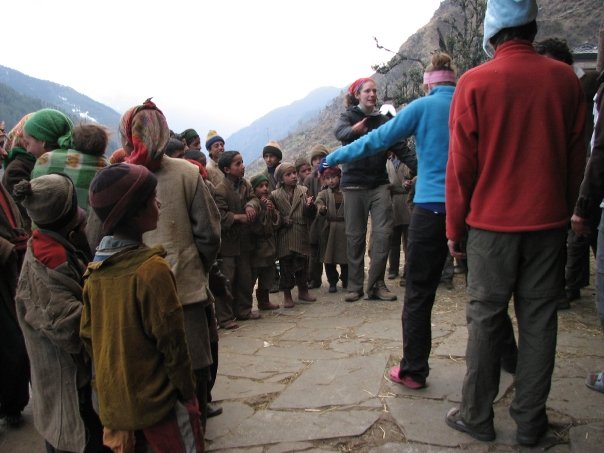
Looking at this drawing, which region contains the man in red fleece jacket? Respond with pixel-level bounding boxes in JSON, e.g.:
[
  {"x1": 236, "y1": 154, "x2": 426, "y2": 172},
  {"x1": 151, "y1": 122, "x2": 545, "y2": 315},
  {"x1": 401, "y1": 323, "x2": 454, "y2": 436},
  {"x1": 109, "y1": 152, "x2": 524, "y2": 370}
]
[{"x1": 444, "y1": 0, "x2": 586, "y2": 448}]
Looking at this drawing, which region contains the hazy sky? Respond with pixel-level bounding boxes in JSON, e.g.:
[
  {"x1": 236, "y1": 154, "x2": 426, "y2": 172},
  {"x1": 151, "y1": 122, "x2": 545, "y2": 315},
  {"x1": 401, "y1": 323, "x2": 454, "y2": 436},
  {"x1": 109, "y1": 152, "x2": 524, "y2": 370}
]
[{"x1": 3, "y1": 0, "x2": 443, "y2": 137}]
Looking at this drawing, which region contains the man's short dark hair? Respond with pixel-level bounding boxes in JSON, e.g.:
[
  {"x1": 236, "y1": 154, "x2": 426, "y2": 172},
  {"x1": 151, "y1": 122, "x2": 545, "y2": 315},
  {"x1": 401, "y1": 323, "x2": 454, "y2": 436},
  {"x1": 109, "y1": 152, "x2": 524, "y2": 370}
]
[{"x1": 490, "y1": 20, "x2": 538, "y2": 50}]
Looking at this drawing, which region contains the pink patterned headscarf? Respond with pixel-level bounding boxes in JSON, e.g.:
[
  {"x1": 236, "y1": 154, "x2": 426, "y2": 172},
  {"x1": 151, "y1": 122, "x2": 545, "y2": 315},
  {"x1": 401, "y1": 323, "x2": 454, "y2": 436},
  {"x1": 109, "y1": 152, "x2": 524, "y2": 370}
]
[{"x1": 120, "y1": 98, "x2": 170, "y2": 172}]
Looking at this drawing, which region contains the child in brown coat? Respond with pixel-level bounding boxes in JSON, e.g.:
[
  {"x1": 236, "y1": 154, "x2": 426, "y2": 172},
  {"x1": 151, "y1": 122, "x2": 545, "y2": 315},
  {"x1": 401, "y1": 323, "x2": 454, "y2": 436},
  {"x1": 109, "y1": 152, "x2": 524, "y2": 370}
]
[
  {"x1": 270, "y1": 162, "x2": 317, "y2": 307},
  {"x1": 248, "y1": 174, "x2": 281, "y2": 310},
  {"x1": 213, "y1": 151, "x2": 260, "y2": 323},
  {"x1": 315, "y1": 166, "x2": 348, "y2": 293}
]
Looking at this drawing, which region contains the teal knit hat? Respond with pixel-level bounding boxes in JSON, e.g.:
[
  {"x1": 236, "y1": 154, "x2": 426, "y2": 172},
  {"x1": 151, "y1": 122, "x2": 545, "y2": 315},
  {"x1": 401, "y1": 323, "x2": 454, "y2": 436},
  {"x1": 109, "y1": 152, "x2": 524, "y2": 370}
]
[{"x1": 24, "y1": 108, "x2": 74, "y2": 150}]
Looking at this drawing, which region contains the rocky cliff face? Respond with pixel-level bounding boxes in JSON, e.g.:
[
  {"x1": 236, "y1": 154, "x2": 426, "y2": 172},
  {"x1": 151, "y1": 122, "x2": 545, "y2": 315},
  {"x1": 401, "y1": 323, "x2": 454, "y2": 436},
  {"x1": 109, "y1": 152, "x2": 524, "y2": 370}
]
[{"x1": 247, "y1": 0, "x2": 602, "y2": 176}]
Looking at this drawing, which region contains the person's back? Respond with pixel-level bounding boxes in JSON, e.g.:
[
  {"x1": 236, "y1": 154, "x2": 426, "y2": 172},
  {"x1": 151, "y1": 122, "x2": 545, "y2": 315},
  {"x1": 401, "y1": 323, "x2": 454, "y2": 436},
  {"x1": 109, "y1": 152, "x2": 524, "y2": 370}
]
[
  {"x1": 445, "y1": 2, "x2": 587, "y2": 447},
  {"x1": 83, "y1": 163, "x2": 202, "y2": 452},
  {"x1": 448, "y1": 41, "x2": 586, "y2": 234},
  {"x1": 14, "y1": 174, "x2": 104, "y2": 452}
]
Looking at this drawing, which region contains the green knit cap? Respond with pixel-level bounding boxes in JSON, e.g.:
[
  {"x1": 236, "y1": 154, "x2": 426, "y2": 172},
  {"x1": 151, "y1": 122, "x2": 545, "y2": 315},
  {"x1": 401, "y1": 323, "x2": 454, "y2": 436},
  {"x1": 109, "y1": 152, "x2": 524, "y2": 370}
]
[
  {"x1": 24, "y1": 108, "x2": 74, "y2": 150},
  {"x1": 250, "y1": 174, "x2": 269, "y2": 189}
]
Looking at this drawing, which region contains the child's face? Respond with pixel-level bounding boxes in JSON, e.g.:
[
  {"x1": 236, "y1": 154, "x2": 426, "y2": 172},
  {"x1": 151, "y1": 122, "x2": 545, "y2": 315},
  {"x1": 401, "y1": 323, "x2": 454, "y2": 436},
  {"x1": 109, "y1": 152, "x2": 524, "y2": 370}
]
[
  {"x1": 326, "y1": 174, "x2": 340, "y2": 189},
  {"x1": 137, "y1": 193, "x2": 160, "y2": 233},
  {"x1": 282, "y1": 169, "x2": 298, "y2": 187},
  {"x1": 24, "y1": 132, "x2": 46, "y2": 158},
  {"x1": 263, "y1": 153, "x2": 280, "y2": 168},
  {"x1": 297, "y1": 164, "x2": 312, "y2": 182},
  {"x1": 311, "y1": 156, "x2": 322, "y2": 169},
  {"x1": 226, "y1": 154, "x2": 245, "y2": 178},
  {"x1": 188, "y1": 137, "x2": 201, "y2": 151},
  {"x1": 254, "y1": 181, "x2": 270, "y2": 198}
]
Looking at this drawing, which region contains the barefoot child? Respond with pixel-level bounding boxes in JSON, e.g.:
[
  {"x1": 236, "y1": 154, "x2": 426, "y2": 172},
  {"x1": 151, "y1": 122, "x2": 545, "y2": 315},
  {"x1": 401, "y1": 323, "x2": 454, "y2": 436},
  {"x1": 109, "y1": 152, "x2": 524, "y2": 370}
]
[{"x1": 270, "y1": 162, "x2": 317, "y2": 307}]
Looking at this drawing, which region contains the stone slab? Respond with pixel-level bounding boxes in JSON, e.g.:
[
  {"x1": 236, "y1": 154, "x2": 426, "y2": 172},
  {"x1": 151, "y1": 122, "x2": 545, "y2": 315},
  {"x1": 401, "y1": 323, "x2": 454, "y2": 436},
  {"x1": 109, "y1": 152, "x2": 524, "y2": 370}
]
[
  {"x1": 387, "y1": 398, "x2": 484, "y2": 447},
  {"x1": 222, "y1": 319, "x2": 296, "y2": 340},
  {"x1": 356, "y1": 319, "x2": 402, "y2": 341},
  {"x1": 383, "y1": 358, "x2": 513, "y2": 403},
  {"x1": 218, "y1": 335, "x2": 266, "y2": 355},
  {"x1": 548, "y1": 377, "x2": 604, "y2": 420},
  {"x1": 212, "y1": 375, "x2": 285, "y2": 401},
  {"x1": 218, "y1": 352, "x2": 305, "y2": 380},
  {"x1": 569, "y1": 422, "x2": 604, "y2": 453},
  {"x1": 432, "y1": 327, "x2": 468, "y2": 358},
  {"x1": 271, "y1": 355, "x2": 388, "y2": 409},
  {"x1": 208, "y1": 409, "x2": 381, "y2": 450},
  {"x1": 206, "y1": 401, "x2": 254, "y2": 441},
  {"x1": 369, "y1": 443, "x2": 463, "y2": 453},
  {"x1": 329, "y1": 338, "x2": 377, "y2": 356},
  {"x1": 556, "y1": 332, "x2": 604, "y2": 357},
  {"x1": 265, "y1": 441, "x2": 316, "y2": 453},
  {"x1": 255, "y1": 341, "x2": 349, "y2": 360}
]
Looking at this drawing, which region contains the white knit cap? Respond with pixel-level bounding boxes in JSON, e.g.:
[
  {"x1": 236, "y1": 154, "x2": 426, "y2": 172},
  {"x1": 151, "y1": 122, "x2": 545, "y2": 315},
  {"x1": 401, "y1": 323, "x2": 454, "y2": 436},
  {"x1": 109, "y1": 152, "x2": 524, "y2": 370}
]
[{"x1": 483, "y1": 0, "x2": 538, "y2": 57}]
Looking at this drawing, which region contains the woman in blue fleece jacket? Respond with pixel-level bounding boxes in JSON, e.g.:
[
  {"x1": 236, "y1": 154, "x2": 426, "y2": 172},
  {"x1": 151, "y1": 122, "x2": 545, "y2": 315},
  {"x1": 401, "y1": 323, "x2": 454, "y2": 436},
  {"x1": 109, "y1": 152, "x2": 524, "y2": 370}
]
[{"x1": 327, "y1": 52, "x2": 457, "y2": 390}]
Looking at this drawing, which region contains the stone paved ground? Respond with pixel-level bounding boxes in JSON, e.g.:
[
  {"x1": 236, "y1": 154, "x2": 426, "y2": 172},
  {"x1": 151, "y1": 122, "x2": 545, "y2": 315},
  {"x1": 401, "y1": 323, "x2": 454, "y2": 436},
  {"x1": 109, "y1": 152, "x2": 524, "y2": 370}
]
[{"x1": 2, "y1": 272, "x2": 603, "y2": 452}]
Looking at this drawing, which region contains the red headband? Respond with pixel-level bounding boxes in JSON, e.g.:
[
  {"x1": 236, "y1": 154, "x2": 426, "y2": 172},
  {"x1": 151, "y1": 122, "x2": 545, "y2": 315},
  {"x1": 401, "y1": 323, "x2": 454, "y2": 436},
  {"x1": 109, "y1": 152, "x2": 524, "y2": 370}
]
[{"x1": 348, "y1": 77, "x2": 374, "y2": 95}]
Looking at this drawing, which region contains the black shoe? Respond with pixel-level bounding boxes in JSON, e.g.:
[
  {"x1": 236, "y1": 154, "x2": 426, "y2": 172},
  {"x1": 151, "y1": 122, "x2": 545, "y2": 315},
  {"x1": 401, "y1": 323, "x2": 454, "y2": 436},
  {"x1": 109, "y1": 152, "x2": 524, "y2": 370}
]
[
  {"x1": 516, "y1": 425, "x2": 547, "y2": 447},
  {"x1": 445, "y1": 407, "x2": 495, "y2": 442},
  {"x1": 328, "y1": 284, "x2": 337, "y2": 293},
  {"x1": 387, "y1": 271, "x2": 398, "y2": 280},
  {"x1": 207, "y1": 403, "x2": 223, "y2": 418}
]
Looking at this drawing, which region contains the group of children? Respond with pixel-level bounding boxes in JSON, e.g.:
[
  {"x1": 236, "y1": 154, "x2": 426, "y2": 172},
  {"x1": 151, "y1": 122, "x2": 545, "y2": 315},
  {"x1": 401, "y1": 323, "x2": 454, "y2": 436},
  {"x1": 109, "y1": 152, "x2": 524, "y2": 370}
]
[{"x1": 211, "y1": 140, "x2": 349, "y2": 321}]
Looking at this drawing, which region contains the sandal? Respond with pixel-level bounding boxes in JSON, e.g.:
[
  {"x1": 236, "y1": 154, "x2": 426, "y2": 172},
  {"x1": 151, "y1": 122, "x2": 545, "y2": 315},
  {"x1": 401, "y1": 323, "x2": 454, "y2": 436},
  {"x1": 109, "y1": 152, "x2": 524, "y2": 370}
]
[
  {"x1": 445, "y1": 407, "x2": 495, "y2": 442},
  {"x1": 586, "y1": 371, "x2": 604, "y2": 393},
  {"x1": 387, "y1": 366, "x2": 425, "y2": 390}
]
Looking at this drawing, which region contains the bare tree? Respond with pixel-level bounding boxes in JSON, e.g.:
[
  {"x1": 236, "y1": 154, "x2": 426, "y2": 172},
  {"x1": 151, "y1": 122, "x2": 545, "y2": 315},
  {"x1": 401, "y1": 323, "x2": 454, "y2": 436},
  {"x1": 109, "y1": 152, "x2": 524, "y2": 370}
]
[
  {"x1": 372, "y1": 0, "x2": 487, "y2": 105},
  {"x1": 438, "y1": 0, "x2": 488, "y2": 75}
]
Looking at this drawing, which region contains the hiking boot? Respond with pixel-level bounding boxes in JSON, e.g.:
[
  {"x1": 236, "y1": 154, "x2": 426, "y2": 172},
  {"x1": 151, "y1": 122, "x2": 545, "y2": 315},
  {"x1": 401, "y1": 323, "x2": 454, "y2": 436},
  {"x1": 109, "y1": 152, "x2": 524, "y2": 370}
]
[
  {"x1": 368, "y1": 284, "x2": 397, "y2": 301},
  {"x1": 345, "y1": 290, "x2": 363, "y2": 302}
]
